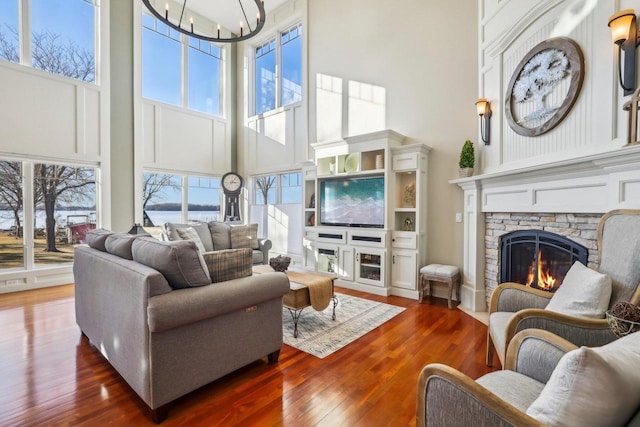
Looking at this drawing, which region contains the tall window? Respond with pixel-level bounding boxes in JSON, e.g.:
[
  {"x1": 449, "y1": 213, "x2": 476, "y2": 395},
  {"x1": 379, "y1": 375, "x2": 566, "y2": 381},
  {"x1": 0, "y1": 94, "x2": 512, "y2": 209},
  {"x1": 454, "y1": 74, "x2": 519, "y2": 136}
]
[
  {"x1": 0, "y1": 0, "x2": 97, "y2": 83},
  {"x1": 142, "y1": 172, "x2": 221, "y2": 228},
  {"x1": 254, "y1": 23, "x2": 302, "y2": 115},
  {"x1": 0, "y1": 160, "x2": 97, "y2": 271},
  {"x1": 142, "y1": 14, "x2": 223, "y2": 117},
  {"x1": 254, "y1": 172, "x2": 301, "y2": 205}
]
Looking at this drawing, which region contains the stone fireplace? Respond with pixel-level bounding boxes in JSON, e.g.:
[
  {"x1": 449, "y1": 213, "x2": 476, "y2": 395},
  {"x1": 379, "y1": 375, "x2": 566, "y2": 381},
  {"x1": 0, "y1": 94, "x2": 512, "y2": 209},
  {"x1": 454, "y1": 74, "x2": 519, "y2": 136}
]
[{"x1": 453, "y1": 146, "x2": 640, "y2": 312}]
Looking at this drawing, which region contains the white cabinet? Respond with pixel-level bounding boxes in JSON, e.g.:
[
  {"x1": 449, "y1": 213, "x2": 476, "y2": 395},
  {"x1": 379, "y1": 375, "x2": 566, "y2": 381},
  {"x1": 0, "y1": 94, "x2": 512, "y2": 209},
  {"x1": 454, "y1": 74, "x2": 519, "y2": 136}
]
[
  {"x1": 391, "y1": 250, "x2": 417, "y2": 290},
  {"x1": 303, "y1": 130, "x2": 430, "y2": 299}
]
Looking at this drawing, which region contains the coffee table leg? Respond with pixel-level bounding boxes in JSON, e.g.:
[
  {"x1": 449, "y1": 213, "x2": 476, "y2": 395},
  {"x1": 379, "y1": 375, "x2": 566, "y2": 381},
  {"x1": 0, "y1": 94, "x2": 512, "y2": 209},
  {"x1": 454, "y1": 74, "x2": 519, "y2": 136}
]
[
  {"x1": 331, "y1": 296, "x2": 338, "y2": 320},
  {"x1": 286, "y1": 307, "x2": 305, "y2": 338}
]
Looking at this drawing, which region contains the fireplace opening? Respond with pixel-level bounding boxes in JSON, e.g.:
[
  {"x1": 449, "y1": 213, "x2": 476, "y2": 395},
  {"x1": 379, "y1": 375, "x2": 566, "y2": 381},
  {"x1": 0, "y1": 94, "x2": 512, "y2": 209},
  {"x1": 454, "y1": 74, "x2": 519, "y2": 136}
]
[{"x1": 500, "y1": 230, "x2": 588, "y2": 292}]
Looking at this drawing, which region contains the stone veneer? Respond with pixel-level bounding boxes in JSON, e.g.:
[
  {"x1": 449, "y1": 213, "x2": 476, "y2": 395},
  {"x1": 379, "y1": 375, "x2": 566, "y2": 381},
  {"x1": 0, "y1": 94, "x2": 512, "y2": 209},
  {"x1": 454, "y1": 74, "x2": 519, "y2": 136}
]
[{"x1": 484, "y1": 213, "x2": 603, "y2": 306}]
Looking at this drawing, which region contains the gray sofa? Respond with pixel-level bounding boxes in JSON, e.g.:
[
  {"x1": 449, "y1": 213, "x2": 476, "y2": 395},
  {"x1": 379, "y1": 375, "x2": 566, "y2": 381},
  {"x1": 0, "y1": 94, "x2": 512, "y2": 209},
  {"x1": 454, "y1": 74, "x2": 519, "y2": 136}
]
[
  {"x1": 73, "y1": 230, "x2": 289, "y2": 422},
  {"x1": 163, "y1": 221, "x2": 271, "y2": 265}
]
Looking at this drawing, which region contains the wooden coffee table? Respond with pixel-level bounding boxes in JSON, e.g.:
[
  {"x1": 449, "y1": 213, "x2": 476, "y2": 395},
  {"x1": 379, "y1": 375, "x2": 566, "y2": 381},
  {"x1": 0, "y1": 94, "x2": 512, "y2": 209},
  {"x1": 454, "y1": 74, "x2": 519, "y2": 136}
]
[{"x1": 253, "y1": 266, "x2": 338, "y2": 337}]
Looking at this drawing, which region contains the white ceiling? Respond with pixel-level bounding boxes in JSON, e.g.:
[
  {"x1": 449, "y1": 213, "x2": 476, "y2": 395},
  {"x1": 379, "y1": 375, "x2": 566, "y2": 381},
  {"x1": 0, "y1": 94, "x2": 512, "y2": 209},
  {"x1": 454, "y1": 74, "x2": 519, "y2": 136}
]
[{"x1": 177, "y1": 0, "x2": 288, "y2": 34}]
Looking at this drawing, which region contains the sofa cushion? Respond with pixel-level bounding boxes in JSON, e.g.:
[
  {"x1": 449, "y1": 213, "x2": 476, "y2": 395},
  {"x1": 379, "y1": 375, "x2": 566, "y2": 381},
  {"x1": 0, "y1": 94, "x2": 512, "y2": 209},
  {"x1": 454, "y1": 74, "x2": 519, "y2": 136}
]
[
  {"x1": 164, "y1": 222, "x2": 214, "y2": 252},
  {"x1": 526, "y1": 331, "x2": 640, "y2": 426},
  {"x1": 104, "y1": 233, "x2": 140, "y2": 260},
  {"x1": 208, "y1": 221, "x2": 231, "y2": 250},
  {"x1": 545, "y1": 261, "x2": 612, "y2": 319},
  {"x1": 132, "y1": 237, "x2": 211, "y2": 289},
  {"x1": 230, "y1": 224, "x2": 260, "y2": 250},
  {"x1": 85, "y1": 228, "x2": 113, "y2": 252},
  {"x1": 176, "y1": 227, "x2": 206, "y2": 253},
  {"x1": 202, "y1": 248, "x2": 253, "y2": 283}
]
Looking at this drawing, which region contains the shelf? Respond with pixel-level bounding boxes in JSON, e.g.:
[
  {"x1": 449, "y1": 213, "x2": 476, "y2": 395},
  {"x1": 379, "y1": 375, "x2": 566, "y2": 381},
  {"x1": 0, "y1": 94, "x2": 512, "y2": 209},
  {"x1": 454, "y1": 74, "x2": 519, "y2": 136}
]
[{"x1": 395, "y1": 207, "x2": 416, "y2": 212}]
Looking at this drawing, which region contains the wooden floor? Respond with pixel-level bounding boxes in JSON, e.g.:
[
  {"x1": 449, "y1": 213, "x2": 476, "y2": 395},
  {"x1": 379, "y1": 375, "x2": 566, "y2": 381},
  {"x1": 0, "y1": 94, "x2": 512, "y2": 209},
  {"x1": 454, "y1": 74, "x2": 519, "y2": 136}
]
[{"x1": 0, "y1": 284, "x2": 496, "y2": 426}]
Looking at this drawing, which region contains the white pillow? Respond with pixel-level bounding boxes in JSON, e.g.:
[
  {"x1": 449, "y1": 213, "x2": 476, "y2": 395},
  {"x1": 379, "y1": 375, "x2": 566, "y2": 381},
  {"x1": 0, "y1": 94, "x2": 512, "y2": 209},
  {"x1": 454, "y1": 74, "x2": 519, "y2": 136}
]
[
  {"x1": 176, "y1": 227, "x2": 206, "y2": 253},
  {"x1": 526, "y1": 332, "x2": 640, "y2": 426},
  {"x1": 545, "y1": 261, "x2": 612, "y2": 318}
]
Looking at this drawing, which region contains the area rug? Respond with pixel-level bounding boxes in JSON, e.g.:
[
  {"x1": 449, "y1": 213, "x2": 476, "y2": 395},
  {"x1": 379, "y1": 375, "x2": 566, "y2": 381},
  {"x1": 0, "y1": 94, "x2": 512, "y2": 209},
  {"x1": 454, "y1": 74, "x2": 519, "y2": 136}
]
[{"x1": 282, "y1": 293, "x2": 405, "y2": 359}]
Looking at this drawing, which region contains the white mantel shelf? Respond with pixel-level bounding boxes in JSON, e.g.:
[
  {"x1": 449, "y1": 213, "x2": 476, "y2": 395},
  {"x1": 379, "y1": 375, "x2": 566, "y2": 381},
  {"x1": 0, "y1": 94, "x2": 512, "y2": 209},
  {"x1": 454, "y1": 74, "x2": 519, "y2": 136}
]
[
  {"x1": 449, "y1": 144, "x2": 640, "y2": 312},
  {"x1": 450, "y1": 145, "x2": 640, "y2": 214}
]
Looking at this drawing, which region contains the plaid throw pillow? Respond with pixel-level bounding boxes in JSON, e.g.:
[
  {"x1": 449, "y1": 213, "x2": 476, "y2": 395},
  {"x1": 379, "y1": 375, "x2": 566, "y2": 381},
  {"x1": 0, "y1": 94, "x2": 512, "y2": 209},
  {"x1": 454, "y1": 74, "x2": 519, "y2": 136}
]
[
  {"x1": 202, "y1": 248, "x2": 253, "y2": 283},
  {"x1": 230, "y1": 224, "x2": 260, "y2": 250}
]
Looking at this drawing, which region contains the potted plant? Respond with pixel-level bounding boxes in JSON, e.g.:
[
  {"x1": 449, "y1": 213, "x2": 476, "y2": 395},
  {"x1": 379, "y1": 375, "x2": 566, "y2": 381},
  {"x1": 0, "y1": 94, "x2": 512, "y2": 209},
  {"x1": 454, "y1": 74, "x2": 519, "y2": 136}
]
[{"x1": 459, "y1": 140, "x2": 475, "y2": 177}]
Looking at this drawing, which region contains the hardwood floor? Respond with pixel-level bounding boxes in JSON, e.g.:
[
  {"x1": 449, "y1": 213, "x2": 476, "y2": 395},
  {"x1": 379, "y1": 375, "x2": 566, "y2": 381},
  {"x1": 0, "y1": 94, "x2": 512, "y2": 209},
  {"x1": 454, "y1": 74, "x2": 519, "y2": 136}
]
[{"x1": 0, "y1": 284, "x2": 496, "y2": 426}]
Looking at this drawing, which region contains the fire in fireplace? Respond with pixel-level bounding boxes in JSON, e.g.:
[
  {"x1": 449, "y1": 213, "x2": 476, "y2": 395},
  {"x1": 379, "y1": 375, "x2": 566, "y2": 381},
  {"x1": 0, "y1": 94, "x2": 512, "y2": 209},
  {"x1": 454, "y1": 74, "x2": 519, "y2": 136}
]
[{"x1": 500, "y1": 230, "x2": 588, "y2": 292}]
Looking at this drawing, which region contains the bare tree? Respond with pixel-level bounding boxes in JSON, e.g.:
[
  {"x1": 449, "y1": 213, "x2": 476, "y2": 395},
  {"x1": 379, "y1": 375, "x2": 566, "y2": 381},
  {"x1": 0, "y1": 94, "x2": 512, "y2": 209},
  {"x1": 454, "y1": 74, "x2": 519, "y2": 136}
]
[
  {"x1": 0, "y1": 162, "x2": 23, "y2": 236},
  {"x1": 142, "y1": 173, "x2": 177, "y2": 208},
  {"x1": 256, "y1": 176, "x2": 276, "y2": 205},
  {"x1": 34, "y1": 165, "x2": 94, "y2": 252},
  {"x1": 0, "y1": 26, "x2": 94, "y2": 82}
]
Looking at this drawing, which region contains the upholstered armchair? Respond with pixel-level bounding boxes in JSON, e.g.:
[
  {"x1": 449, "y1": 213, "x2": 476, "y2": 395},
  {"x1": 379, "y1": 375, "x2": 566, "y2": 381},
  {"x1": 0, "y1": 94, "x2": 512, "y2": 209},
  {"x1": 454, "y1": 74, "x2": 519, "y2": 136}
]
[
  {"x1": 418, "y1": 329, "x2": 640, "y2": 427},
  {"x1": 486, "y1": 209, "x2": 640, "y2": 367}
]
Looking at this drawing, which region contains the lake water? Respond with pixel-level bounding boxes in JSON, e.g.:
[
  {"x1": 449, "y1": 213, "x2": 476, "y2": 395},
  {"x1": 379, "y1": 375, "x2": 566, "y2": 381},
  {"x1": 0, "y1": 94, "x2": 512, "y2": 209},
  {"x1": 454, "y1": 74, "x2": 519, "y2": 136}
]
[{"x1": 0, "y1": 210, "x2": 220, "y2": 231}]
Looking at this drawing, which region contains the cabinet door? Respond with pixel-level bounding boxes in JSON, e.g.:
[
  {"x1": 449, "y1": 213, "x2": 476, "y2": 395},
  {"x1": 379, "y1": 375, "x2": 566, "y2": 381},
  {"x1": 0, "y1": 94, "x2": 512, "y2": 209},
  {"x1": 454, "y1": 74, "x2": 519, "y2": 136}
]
[
  {"x1": 391, "y1": 250, "x2": 417, "y2": 290},
  {"x1": 355, "y1": 248, "x2": 385, "y2": 287},
  {"x1": 337, "y1": 246, "x2": 354, "y2": 281}
]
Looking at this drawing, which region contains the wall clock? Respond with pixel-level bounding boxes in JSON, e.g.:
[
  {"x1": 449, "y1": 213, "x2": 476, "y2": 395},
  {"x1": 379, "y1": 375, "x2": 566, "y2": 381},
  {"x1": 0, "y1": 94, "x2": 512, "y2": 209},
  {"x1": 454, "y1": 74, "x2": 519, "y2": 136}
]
[
  {"x1": 221, "y1": 172, "x2": 243, "y2": 222},
  {"x1": 505, "y1": 37, "x2": 584, "y2": 137}
]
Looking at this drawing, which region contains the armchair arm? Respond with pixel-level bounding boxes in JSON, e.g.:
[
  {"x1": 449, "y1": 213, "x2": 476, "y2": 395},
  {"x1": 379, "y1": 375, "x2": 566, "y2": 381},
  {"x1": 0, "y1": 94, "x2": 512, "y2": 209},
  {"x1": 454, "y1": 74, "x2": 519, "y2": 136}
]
[
  {"x1": 505, "y1": 329, "x2": 577, "y2": 384},
  {"x1": 416, "y1": 364, "x2": 543, "y2": 427},
  {"x1": 257, "y1": 239, "x2": 272, "y2": 265},
  {"x1": 504, "y1": 308, "x2": 616, "y2": 355},
  {"x1": 489, "y1": 283, "x2": 553, "y2": 314}
]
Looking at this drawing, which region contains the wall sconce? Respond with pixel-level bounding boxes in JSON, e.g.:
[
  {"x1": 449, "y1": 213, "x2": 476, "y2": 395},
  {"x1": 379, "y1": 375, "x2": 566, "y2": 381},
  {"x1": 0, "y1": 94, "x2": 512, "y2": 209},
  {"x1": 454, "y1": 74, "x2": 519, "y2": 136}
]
[
  {"x1": 608, "y1": 9, "x2": 640, "y2": 96},
  {"x1": 475, "y1": 98, "x2": 492, "y2": 145}
]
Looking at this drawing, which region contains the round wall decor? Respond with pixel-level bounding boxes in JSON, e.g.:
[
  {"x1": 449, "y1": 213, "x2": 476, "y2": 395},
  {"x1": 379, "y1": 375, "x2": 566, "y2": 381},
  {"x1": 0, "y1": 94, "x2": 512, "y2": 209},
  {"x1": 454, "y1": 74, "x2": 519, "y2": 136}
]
[{"x1": 505, "y1": 37, "x2": 584, "y2": 137}]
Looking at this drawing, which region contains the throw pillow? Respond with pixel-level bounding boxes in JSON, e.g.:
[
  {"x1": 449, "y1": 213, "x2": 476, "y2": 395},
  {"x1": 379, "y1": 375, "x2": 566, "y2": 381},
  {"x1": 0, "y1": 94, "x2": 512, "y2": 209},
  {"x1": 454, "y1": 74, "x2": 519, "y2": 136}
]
[
  {"x1": 164, "y1": 222, "x2": 214, "y2": 252},
  {"x1": 208, "y1": 221, "x2": 231, "y2": 250},
  {"x1": 104, "y1": 233, "x2": 141, "y2": 260},
  {"x1": 176, "y1": 227, "x2": 206, "y2": 253},
  {"x1": 545, "y1": 261, "x2": 612, "y2": 318},
  {"x1": 202, "y1": 248, "x2": 253, "y2": 283},
  {"x1": 230, "y1": 224, "x2": 260, "y2": 250},
  {"x1": 131, "y1": 237, "x2": 211, "y2": 289},
  {"x1": 526, "y1": 331, "x2": 640, "y2": 426},
  {"x1": 85, "y1": 228, "x2": 113, "y2": 252}
]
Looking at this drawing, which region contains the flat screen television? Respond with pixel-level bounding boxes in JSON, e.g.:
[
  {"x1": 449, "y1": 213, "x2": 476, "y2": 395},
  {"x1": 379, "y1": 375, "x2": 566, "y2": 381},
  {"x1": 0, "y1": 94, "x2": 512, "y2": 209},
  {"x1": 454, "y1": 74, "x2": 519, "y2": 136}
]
[{"x1": 319, "y1": 175, "x2": 385, "y2": 228}]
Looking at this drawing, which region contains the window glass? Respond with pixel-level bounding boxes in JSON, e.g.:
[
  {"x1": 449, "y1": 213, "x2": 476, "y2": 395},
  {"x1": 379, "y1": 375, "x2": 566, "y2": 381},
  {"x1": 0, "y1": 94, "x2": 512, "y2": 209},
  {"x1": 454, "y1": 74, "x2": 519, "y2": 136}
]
[
  {"x1": 0, "y1": 0, "x2": 19, "y2": 63},
  {"x1": 142, "y1": 172, "x2": 182, "y2": 227},
  {"x1": 31, "y1": 0, "x2": 96, "y2": 82},
  {"x1": 188, "y1": 39, "x2": 221, "y2": 116},
  {"x1": 255, "y1": 38, "x2": 276, "y2": 115},
  {"x1": 142, "y1": 15, "x2": 181, "y2": 105},
  {"x1": 0, "y1": 161, "x2": 23, "y2": 269},
  {"x1": 280, "y1": 172, "x2": 301, "y2": 204},
  {"x1": 281, "y1": 24, "x2": 302, "y2": 106},
  {"x1": 187, "y1": 176, "x2": 221, "y2": 222},
  {"x1": 33, "y1": 164, "x2": 96, "y2": 267},
  {"x1": 255, "y1": 175, "x2": 276, "y2": 204}
]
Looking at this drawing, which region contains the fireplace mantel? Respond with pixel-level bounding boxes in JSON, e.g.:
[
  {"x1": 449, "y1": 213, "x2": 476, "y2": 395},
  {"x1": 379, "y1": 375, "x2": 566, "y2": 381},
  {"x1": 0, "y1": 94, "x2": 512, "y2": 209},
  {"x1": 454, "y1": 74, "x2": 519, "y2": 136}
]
[{"x1": 450, "y1": 145, "x2": 640, "y2": 312}]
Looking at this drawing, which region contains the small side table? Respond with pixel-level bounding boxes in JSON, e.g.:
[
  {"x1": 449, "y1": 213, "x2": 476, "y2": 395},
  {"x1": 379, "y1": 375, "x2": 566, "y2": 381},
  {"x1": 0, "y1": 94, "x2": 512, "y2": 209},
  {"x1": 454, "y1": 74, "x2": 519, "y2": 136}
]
[{"x1": 419, "y1": 264, "x2": 460, "y2": 309}]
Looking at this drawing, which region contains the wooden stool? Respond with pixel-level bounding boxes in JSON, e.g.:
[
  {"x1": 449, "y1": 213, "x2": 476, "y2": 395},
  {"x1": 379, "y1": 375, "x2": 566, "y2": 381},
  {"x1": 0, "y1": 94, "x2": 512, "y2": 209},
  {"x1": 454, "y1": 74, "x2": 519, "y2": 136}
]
[{"x1": 419, "y1": 264, "x2": 461, "y2": 309}]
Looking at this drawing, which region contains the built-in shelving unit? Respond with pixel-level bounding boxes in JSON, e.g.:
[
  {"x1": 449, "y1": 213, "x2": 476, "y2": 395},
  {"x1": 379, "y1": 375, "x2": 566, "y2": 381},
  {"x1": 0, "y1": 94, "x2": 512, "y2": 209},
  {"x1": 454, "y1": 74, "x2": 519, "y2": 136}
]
[{"x1": 302, "y1": 130, "x2": 431, "y2": 299}]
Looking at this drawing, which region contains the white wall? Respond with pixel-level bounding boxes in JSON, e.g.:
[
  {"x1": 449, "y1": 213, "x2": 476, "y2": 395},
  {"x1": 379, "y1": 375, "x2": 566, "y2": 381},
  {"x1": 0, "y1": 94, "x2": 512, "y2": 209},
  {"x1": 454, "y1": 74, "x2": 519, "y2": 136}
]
[
  {"x1": 479, "y1": 0, "x2": 635, "y2": 174},
  {"x1": 307, "y1": 0, "x2": 478, "y2": 268}
]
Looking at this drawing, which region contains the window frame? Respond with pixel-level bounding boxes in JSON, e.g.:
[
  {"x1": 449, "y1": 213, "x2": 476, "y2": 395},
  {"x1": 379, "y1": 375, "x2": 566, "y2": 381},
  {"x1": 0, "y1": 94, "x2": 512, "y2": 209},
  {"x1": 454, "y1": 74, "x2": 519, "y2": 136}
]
[
  {"x1": 252, "y1": 171, "x2": 302, "y2": 205},
  {"x1": 251, "y1": 21, "x2": 303, "y2": 117},
  {"x1": 141, "y1": 12, "x2": 225, "y2": 118}
]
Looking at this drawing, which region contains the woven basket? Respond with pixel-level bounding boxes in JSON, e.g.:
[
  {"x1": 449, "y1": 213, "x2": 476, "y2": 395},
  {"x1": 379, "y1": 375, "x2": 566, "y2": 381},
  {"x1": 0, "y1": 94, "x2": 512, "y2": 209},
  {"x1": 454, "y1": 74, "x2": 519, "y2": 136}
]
[
  {"x1": 269, "y1": 255, "x2": 291, "y2": 272},
  {"x1": 606, "y1": 311, "x2": 640, "y2": 338}
]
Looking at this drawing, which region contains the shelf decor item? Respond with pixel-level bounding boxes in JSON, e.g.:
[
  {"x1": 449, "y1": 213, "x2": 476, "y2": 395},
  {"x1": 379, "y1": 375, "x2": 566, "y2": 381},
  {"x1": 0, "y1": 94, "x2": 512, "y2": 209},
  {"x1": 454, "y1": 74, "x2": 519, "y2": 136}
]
[{"x1": 458, "y1": 140, "x2": 475, "y2": 177}]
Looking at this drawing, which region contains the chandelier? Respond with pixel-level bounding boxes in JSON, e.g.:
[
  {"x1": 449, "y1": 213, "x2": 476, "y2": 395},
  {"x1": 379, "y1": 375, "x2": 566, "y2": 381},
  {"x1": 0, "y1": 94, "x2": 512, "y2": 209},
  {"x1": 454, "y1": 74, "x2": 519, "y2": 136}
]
[{"x1": 141, "y1": 0, "x2": 266, "y2": 43}]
